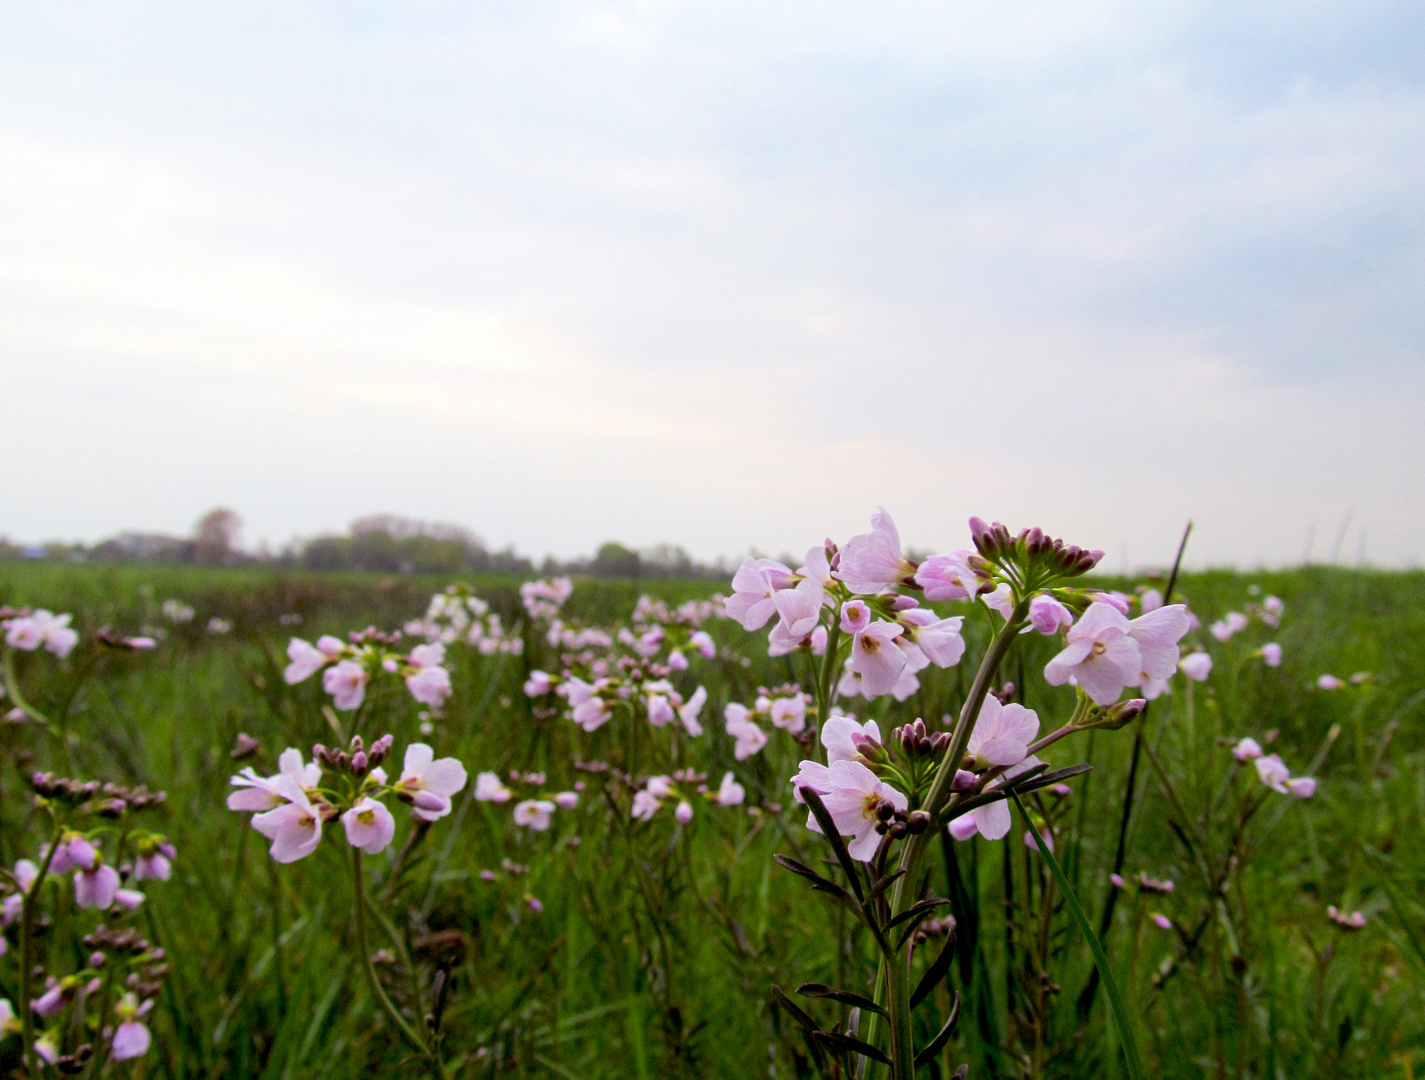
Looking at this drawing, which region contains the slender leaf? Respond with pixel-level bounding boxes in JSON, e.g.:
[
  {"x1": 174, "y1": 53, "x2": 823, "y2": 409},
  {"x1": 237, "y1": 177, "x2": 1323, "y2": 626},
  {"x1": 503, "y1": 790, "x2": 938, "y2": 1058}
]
[
  {"x1": 773, "y1": 854, "x2": 863, "y2": 916},
  {"x1": 795, "y1": 983, "x2": 887, "y2": 1018},
  {"x1": 887, "y1": 897, "x2": 952, "y2": 932},
  {"x1": 864, "y1": 868, "x2": 908, "y2": 906},
  {"x1": 1012, "y1": 792, "x2": 1143, "y2": 1080},
  {"x1": 801, "y1": 788, "x2": 866, "y2": 901},
  {"x1": 913, "y1": 991, "x2": 961, "y2": 1066},
  {"x1": 771, "y1": 985, "x2": 819, "y2": 1032},
  {"x1": 910, "y1": 929, "x2": 958, "y2": 1009},
  {"x1": 812, "y1": 1030, "x2": 891, "y2": 1066}
]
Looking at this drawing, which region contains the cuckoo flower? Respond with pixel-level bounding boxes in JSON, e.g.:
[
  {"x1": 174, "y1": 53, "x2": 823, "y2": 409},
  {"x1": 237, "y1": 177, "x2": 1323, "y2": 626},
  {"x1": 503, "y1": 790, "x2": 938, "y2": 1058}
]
[
  {"x1": 1044, "y1": 602, "x2": 1142, "y2": 706},
  {"x1": 773, "y1": 577, "x2": 824, "y2": 640},
  {"x1": 768, "y1": 694, "x2": 807, "y2": 734},
  {"x1": 840, "y1": 600, "x2": 871, "y2": 635},
  {"x1": 726, "y1": 558, "x2": 795, "y2": 631},
  {"x1": 898, "y1": 609, "x2": 966, "y2": 668},
  {"x1": 1179, "y1": 652, "x2": 1213, "y2": 681},
  {"x1": 679, "y1": 686, "x2": 708, "y2": 736},
  {"x1": 725, "y1": 704, "x2": 769, "y2": 760},
  {"x1": 227, "y1": 748, "x2": 322, "y2": 811},
  {"x1": 323, "y1": 660, "x2": 368, "y2": 711},
  {"x1": 513, "y1": 800, "x2": 556, "y2": 831},
  {"x1": 74, "y1": 863, "x2": 121, "y2": 909},
  {"x1": 251, "y1": 776, "x2": 323, "y2": 863},
  {"x1": 848, "y1": 620, "x2": 907, "y2": 697},
  {"x1": 808, "y1": 759, "x2": 909, "y2": 861},
  {"x1": 396, "y1": 743, "x2": 468, "y2": 821},
  {"x1": 1028, "y1": 595, "x2": 1073, "y2": 635},
  {"x1": 948, "y1": 758, "x2": 1042, "y2": 843},
  {"x1": 342, "y1": 798, "x2": 396, "y2": 854},
  {"x1": 836, "y1": 508, "x2": 917, "y2": 594},
  {"x1": 820, "y1": 715, "x2": 882, "y2": 764},
  {"x1": 1127, "y1": 604, "x2": 1190, "y2": 684},
  {"x1": 1232, "y1": 737, "x2": 1263, "y2": 761},
  {"x1": 475, "y1": 771, "x2": 514, "y2": 802},
  {"x1": 110, "y1": 994, "x2": 153, "y2": 1060},
  {"x1": 406, "y1": 665, "x2": 453, "y2": 708},
  {"x1": 283, "y1": 638, "x2": 329, "y2": 684},
  {"x1": 966, "y1": 697, "x2": 1040, "y2": 769},
  {"x1": 716, "y1": 772, "x2": 745, "y2": 806},
  {"x1": 1259, "y1": 642, "x2": 1283, "y2": 667},
  {"x1": 915, "y1": 549, "x2": 989, "y2": 602}
]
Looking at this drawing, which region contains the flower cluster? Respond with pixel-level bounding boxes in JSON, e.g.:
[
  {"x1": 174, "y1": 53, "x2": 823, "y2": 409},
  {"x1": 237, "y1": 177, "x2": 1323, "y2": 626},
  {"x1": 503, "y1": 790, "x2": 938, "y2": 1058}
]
[
  {"x1": 631, "y1": 769, "x2": 745, "y2": 824},
  {"x1": 404, "y1": 585, "x2": 523, "y2": 655},
  {"x1": 475, "y1": 770, "x2": 581, "y2": 831},
  {"x1": 1231, "y1": 738, "x2": 1315, "y2": 797},
  {"x1": 228, "y1": 738, "x2": 467, "y2": 862},
  {"x1": 520, "y1": 576, "x2": 574, "y2": 621},
  {"x1": 2, "y1": 608, "x2": 79, "y2": 659},
  {"x1": 723, "y1": 686, "x2": 812, "y2": 759},
  {"x1": 1043, "y1": 600, "x2": 1191, "y2": 706},
  {"x1": 284, "y1": 631, "x2": 455, "y2": 711}
]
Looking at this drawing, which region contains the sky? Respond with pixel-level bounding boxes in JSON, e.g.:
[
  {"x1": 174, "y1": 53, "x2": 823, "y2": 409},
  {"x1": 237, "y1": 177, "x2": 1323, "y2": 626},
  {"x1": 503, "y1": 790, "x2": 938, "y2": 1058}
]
[{"x1": 2, "y1": 1, "x2": 1423, "y2": 569}]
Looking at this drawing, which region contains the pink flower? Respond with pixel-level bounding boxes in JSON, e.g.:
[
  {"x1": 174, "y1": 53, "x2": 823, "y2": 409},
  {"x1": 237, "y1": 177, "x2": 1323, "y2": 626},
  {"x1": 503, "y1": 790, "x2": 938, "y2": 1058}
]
[
  {"x1": 773, "y1": 578, "x2": 824, "y2": 640},
  {"x1": 848, "y1": 620, "x2": 907, "y2": 697},
  {"x1": 808, "y1": 760, "x2": 908, "y2": 861},
  {"x1": 1139, "y1": 589, "x2": 1163, "y2": 613},
  {"x1": 6, "y1": 611, "x2": 79, "y2": 658},
  {"x1": 4, "y1": 617, "x2": 44, "y2": 651},
  {"x1": 397, "y1": 744, "x2": 468, "y2": 822},
  {"x1": 1179, "y1": 652, "x2": 1213, "y2": 681},
  {"x1": 113, "y1": 889, "x2": 145, "y2": 911},
  {"x1": 1286, "y1": 777, "x2": 1316, "y2": 798},
  {"x1": 406, "y1": 665, "x2": 453, "y2": 708},
  {"x1": 1044, "y1": 603, "x2": 1141, "y2": 706},
  {"x1": 716, "y1": 772, "x2": 745, "y2": 806},
  {"x1": 553, "y1": 791, "x2": 579, "y2": 810},
  {"x1": 947, "y1": 758, "x2": 1041, "y2": 843},
  {"x1": 768, "y1": 695, "x2": 807, "y2": 734},
  {"x1": 342, "y1": 798, "x2": 396, "y2": 854},
  {"x1": 674, "y1": 800, "x2": 694, "y2": 824},
  {"x1": 1140, "y1": 676, "x2": 1171, "y2": 700},
  {"x1": 983, "y1": 584, "x2": 1015, "y2": 620},
  {"x1": 1024, "y1": 829, "x2": 1054, "y2": 853},
  {"x1": 1150, "y1": 913, "x2": 1172, "y2": 931},
  {"x1": 840, "y1": 600, "x2": 871, "y2": 635},
  {"x1": 1028, "y1": 595, "x2": 1073, "y2": 635},
  {"x1": 667, "y1": 650, "x2": 689, "y2": 671},
  {"x1": 1209, "y1": 611, "x2": 1250, "y2": 642},
  {"x1": 227, "y1": 748, "x2": 322, "y2": 811},
  {"x1": 513, "y1": 800, "x2": 556, "y2": 830},
  {"x1": 48, "y1": 832, "x2": 98, "y2": 874},
  {"x1": 1262, "y1": 595, "x2": 1284, "y2": 626},
  {"x1": 31, "y1": 984, "x2": 70, "y2": 1018},
  {"x1": 72, "y1": 862, "x2": 119, "y2": 908},
  {"x1": 836, "y1": 508, "x2": 917, "y2": 594},
  {"x1": 726, "y1": 558, "x2": 794, "y2": 631},
  {"x1": 690, "y1": 630, "x2": 716, "y2": 659},
  {"x1": 283, "y1": 638, "x2": 329, "y2": 684},
  {"x1": 475, "y1": 772, "x2": 513, "y2": 801},
  {"x1": 966, "y1": 697, "x2": 1039, "y2": 769},
  {"x1": 1259, "y1": 643, "x2": 1282, "y2": 667},
  {"x1": 679, "y1": 686, "x2": 708, "y2": 737},
  {"x1": 1254, "y1": 754, "x2": 1288, "y2": 789},
  {"x1": 251, "y1": 777, "x2": 324, "y2": 862},
  {"x1": 111, "y1": 994, "x2": 153, "y2": 1060},
  {"x1": 572, "y1": 696, "x2": 612, "y2": 732},
  {"x1": 323, "y1": 660, "x2": 368, "y2": 711},
  {"x1": 725, "y1": 704, "x2": 768, "y2": 760},
  {"x1": 1232, "y1": 737, "x2": 1263, "y2": 761},
  {"x1": 898, "y1": 610, "x2": 966, "y2": 668},
  {"x1": 1127, "y1": 605, "x2": 1190, "y2": 684},
  {"x1": 524, "y1": 670, "x2": 555, "y2": 696},
  {"x1": 820, "y1": 715, "x2": 882, "y2": 763},
  {"x1": 915, "y1": 550, "x2": 987, "y2": 602},
  {"x1": 133, "y1": 852, "x2": 171, "y2": 882},
  {"x1": 1317, "y1": 674, "x2": 1344, "y2": 690},
  {"x1": 631, "y1": 789, "x2": 662, "y2": 821}
]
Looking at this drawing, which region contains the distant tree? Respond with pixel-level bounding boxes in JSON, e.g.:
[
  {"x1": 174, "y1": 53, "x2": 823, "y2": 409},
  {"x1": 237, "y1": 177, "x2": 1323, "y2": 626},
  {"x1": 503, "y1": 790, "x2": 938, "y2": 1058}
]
[
  {"x1": 301, "y1": 535, "x2": 353, "y2": 571},
  {"x1": 193, "y1": 508, "x2": 242, "y2": 565},
  {"x1": 591, "y1": 542, "x2": 642, "y2": 578}
]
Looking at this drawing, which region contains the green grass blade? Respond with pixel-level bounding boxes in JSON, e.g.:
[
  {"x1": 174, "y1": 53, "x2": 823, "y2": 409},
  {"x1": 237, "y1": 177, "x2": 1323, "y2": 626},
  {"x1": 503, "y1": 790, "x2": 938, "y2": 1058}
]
[{"x1": 1012, "y1": 792, "x2": 1143, "y2": 1080}]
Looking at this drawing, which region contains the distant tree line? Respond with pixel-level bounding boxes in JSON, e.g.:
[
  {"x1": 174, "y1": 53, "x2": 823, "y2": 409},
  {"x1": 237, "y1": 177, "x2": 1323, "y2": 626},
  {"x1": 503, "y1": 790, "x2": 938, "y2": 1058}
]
[{"x1": 1, "y1": 509, "x2": 726, "y2": 579}]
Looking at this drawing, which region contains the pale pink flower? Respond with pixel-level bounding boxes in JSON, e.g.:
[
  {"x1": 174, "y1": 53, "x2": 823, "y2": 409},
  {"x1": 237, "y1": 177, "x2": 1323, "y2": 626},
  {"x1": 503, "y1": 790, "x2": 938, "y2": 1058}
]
[
  {"x1": 948, "y1": 758, "x2": 1042, "y2": 843},
  {"x1": 408, "y1": 642, "x2": 446, "y2": 669},
  {"x1": 323, "y1": 660, "x2": 368, "y2": 711},
  {"x1": 768, "y1": 695, "x2": 806, "y2": 734},
  {"x1": 634, "y1": 628, "x2": 664, "y2": 658},
  {"x1": 406, "y1": 665, "x2": 452, "y2": 708},
  {"x1": 16, "y1": 611, "x2": 79, "y2": 659},
  {"x1": 227, "y1": 748, "x2": 321, "y2": 811},
  {"x1": 524, "y1": 670, "x2": 555, "y2": 696},
  {"x1": 647, "y1": 776, "x2": 674, "y2": 798},
  {"x1": 572, "y1": 696, "x2": 612, "y2": 732},
  {"x1": 726, "y1": 558, "x2": 794, "y2": 631},
  {"x1": 251, "y1": 777, "x2": 323, "y2": 862},
  {"x1": 113, "y1": 889, "x2": 145, "y2": 911},
  {"x1": 1317, "y1": 674, "x2": 1344, "y2": 690},
  {"x1": 898, "y1": 610, "x2": 966, "y2": 668},
  {"x1": 1024, "y1": 829, "x2": 1054, "y2": 853},
  {"x1": 31, "y1": 984, "x2": 69, "y2": 1018},
  {"x1": 1259, "y1": 643, "x2": 1283, "y2": 667},
  {"x1": 645, "y1": 688, "x2": 676, "y2": 728},
  {"x1": 773, "y1": 578, "x2": 824, "y2": 640},
  {"x1": 689, "y1": 630, "x2": 716, "y2": 659},
  {"x1": 966, "y1": 697, "x2": 1040, "y2": 769},
  {"x1": 397, "y1": 743, "x2": 468, "y2": 821},
  {"x1": 342, "y1": 798, "x2": 396, "y2": 854},
  {"x1": 840, "y1": 600, "x2": 871, "y2": 635},
  {"x1": 472, "y1": 773, "x2": 511, "y2": 804},
  {"x1": 284, "y1": 638, "x2": 328, "y2": 683},
  {"x1": 809, "y1": 760, "x2": 908, "y2": 861},
  {"x1": 836, "y1": 508, "x2": 917, "y2": 594},
  {"x1": 1028, "y1": 595, "x2": 1073, "y2": 635},
  {"x1": 797, "y1": 544, "x2": 835, "y2": 590},
  {"x1": 889, "y1": 667, "x2": 921, "y2": 701},
  {"x1": 1232, "y1": 737, "x2": 1263, "y2": 761},
  {"x1": 4, "y1": 617, "x2": 44, "y2": 651},
  {"x1": 1210, "y1": 611, "x2": 1250, "y2": 642},
  {"x1": 848, "y1": 620, "x2": 907, "y2": 697},
  {"x1": 915, "y1": 550, "x2": 986, "y2": 602},
  {"x1": 631, "y1": 789, "x2": 662, "y2": 821},
  {"x1": 48, "y1": 832, "x2": 98, "y2": 874},
  {"x1": 553, "y1": 791, "x2": 579, "y2": 810},
  {"x1": 679, "y1": 686, "x2": 707, "y2": 737},
  {"x1": 667, "y1": 650, "x2": 689, "y2": 671},
  {"x1": 133, "y1": 852, "x2": 172, "y2": 882},
  {"x1": 1044, "y1": 603, "x2": 1141, "y2": 706},
  {"x1": 1179, "y1": 652, "x2": 1213, "y2": 681},
  {"x1": 820, "y1": 715, "x2": 882, "y2": 763},
  {"x1": 1127, "y1": 605, "x2": 1190, "y2": 684},
  {"x1": 1140, "y1": 676, "x2": 1171, "y2": 700},
  {"x1": 983, "y1": 584, "x2": 1015, "y2": 620},
  {"x1": 1253, "y1": 754, "x2": 1292, "y2": 793},
  {"x1": 1286, "y1": 777, "x2": 1316, "y2": 798},
  {"x1": 1150, "y1": 913, "x2": 1172, "y2": 931},
  {"x1": 1261, "y1": 595, "x2": 1284, "y2": 626},
  {"x1": 674, "y1": 800, "x2": 694, "y2": 825},
  {"x1": 111, "y1": 994, "x2": 153, "y2": 1060},
  {"x1": 74, "y1": 864, "x2": 120, "y2": 909},
  {"x1": 725, "y1": 704, "x2": 768, "y2": 760},
  {"x1": 1139, "y1": 589, "x2": 1163, "y2": 613},
  {"x1": 716, "y1": 772, "x2": 745, "y2": 806},
  {"x1": 513, "y1": 800, "x2": 556, "y2": 830}
]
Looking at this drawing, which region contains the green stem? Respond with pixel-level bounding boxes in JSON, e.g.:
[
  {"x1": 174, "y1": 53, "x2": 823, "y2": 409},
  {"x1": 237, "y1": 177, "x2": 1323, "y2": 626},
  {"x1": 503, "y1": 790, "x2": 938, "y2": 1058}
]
[
  {"x1": 21, "y1": 815, "x2": 64, "y2": 1078},
  {"x1": 351, "y1": 849, "x2": 442, "y2": 1078},
  {"x1": 813, "y1": 622, "x2": 843, "y2": 763},
  {"x1": 885, "y1": 944, "x2": 915, "y2": 1080}
]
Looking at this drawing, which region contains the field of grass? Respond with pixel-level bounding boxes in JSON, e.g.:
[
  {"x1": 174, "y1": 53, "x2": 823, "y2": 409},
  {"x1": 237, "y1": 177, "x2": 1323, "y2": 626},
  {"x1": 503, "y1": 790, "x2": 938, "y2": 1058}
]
[{"x1": 0, "y1": 559, "x2": 1421, "y2": 1078}]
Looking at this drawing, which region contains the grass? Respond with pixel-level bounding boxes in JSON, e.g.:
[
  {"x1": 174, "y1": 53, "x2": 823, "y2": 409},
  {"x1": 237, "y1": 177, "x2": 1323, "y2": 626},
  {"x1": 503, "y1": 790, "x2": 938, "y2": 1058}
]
[{"x1": 0, "y1": 559, "x2": 1421, "y2": 1078}]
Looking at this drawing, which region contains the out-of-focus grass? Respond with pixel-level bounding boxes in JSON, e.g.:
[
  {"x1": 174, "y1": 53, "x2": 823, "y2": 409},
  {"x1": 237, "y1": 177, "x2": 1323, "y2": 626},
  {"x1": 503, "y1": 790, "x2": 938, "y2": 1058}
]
[{"x1": 0, "y1": 560, "x2": 1419, "y2": 1078}]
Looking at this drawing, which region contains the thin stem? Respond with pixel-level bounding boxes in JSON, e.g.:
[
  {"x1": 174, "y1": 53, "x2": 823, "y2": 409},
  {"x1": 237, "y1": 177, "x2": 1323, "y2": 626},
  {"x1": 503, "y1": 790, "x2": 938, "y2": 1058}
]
[
  {"x1": 351, "y1": 848, "x2": 442, "y2": 1078},
  {"x1": 21, "y1": 815, "x2": 65, "y2": 1077},
  {"x1": 885, "y1": 943, "x2": 914, "y2": 1080}
]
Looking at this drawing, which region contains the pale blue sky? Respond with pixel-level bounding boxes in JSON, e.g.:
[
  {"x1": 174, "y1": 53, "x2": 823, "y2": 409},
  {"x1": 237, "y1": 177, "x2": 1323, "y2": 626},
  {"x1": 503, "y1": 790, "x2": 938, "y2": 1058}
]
[{"x1": 3, "y1": 2, "x2": 1422, "y2": 567}]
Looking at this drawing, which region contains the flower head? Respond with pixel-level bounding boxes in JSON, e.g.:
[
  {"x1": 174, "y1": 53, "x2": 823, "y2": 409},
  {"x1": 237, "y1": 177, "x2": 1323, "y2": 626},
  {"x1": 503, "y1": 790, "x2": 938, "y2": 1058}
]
[
  {"x1": 716, "y1": 772, "x2": 745, "y2": 806},
  {"x1": 1044, "y1": 603, "x2": 1141, "y2": 705},
  {"x1": 966, "y1": 697, "x2": 1039, "y2": 769},
  {"x1": 342, "y1": 797, "x2": 396, "y2": 854},
  {"x1": 396, "y1": 744, "x2": 468, "y2": 821},
  {"x1": 513, "y1": 800, "x2": 556, "y2": 830},
  {"x1": 251, "y1": 776, "x2": 324, "y2": 862},
  {"x1": 807, "y1": 759, "x2": 908, "y2": 861},
  {"x1": 836, "y1": 508, "x2": 917, "y2": 594},
  {"x1": 74, "y1": 864, "x2": 120, "y2": 909},
  {"x1": 323, "y1": 660, "x2": 369, "y2": 711}
]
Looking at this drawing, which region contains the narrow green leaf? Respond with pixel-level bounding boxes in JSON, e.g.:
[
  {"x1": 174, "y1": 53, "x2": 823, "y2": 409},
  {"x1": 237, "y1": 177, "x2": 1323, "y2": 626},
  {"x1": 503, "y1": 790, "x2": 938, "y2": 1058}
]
[{"x1": 1012, "y1": 792, "x2": 1143, "y2": 1080}]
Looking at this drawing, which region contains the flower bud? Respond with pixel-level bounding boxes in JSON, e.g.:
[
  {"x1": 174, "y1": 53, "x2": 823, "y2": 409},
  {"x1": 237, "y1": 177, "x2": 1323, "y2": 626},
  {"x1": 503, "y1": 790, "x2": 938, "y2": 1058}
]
[{"x1": 905, "y1": 810, "x2": 932, "y2": 834}]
